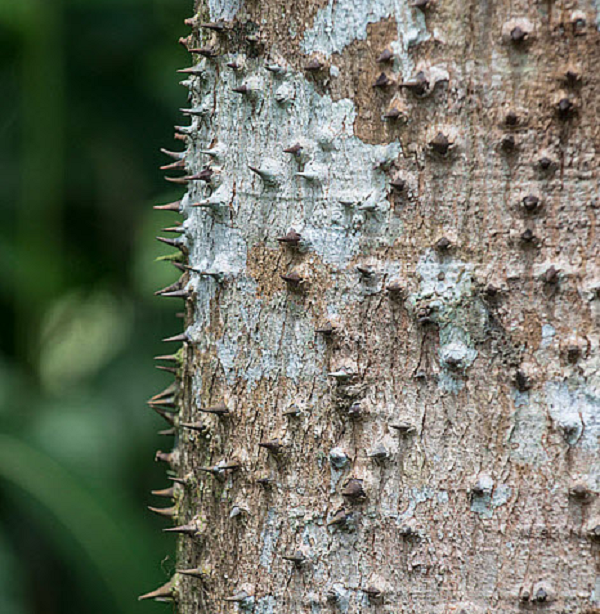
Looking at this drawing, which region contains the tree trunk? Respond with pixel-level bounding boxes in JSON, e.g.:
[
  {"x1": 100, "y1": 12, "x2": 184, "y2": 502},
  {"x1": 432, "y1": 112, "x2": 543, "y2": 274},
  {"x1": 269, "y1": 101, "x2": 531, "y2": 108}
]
[{"x1": 147, "y1": 1, "x2": 600, "y2": 612}]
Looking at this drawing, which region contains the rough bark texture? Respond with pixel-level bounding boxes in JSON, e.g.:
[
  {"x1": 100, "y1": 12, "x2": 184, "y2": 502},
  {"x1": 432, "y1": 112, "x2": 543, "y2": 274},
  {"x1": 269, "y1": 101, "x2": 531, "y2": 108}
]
[{"x1": 150, "y1": 1, "x2": 600, "y2": 613}]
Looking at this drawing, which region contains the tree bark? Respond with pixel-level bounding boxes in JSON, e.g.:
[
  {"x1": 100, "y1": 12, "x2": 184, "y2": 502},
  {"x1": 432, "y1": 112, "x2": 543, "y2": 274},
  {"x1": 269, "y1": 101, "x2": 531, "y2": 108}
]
[{"x1": 148, "y1": 1, "x2": 600, "y2": 612}]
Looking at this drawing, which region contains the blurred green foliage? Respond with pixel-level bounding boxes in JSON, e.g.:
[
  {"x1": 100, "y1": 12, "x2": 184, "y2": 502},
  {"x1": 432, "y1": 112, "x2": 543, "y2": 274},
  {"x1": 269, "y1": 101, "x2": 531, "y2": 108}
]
[{"x1": 0, "y1": 0, "x2": 191, "y2": 612}]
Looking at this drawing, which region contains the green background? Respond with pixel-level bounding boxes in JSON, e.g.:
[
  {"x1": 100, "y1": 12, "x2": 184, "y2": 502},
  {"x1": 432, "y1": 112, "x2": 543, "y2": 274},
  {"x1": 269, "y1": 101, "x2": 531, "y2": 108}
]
[{"x1": 0, "y1": 0, "x2": 191, "y2": 612}]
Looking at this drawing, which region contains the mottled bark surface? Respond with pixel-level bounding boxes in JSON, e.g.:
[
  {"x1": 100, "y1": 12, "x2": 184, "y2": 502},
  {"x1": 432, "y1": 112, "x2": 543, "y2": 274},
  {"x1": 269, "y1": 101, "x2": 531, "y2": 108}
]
[{"x1": 149, "y1": 1, "x2": 600, "y2": 613}]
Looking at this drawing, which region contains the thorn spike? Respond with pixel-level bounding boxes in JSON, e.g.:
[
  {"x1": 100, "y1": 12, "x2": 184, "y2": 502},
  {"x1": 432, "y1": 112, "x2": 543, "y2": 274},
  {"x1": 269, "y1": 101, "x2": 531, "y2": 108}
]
[
  {"x1": 149, "y1": 406, "x2": 176, "y2": 425},
  {"x1": 164, "y1": 523, "x2": 198, "y2": 535},
  {"x1": 151, "y1": 486, "x2": 176, "y2": 498},
  {"x1": 154, "y1": 200, "x2": 182, "y2": 212},
  {"x1": 138, "y1": 581, "x2": 174, "y2": 602},
  {"x1": 163, "y1": 333, "x2": 188, "y2": 343},
  {"x1": 157, "y1": 236, "x2": 181, "y2": 248}
]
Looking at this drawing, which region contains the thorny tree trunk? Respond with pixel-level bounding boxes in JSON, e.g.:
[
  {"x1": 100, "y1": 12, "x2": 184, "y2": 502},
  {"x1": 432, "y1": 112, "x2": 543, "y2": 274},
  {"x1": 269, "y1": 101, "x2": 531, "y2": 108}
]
[{"x1": 145, "y1": 1, "x2": 600, "y2": 613}]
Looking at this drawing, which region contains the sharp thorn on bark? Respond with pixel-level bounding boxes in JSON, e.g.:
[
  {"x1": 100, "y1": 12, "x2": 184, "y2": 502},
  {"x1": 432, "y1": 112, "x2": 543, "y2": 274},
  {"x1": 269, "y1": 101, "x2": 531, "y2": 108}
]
[
  {"x1": 368, "y1": 444, "x2": 389, "y2": 461},
  {"x1": 248, "y1": 165, "x2": 270, "y2": 178},
  {"x1": 505, "y1": 111, "x2": 518, "y2": 127},
  {"x1": 520, "y1": 228, "x2": 535, "y2": 243},
  {"x1": 522, "y1": 194, "x2": 541, "y2": 213},
  {"x1": 510, "y1": 26, "x2": 527, "y2": 43},
  {"x1": 295, "y1": 170, "x2": 319, "y2": 181},
  {"x1": 356, "y1": 264, "x2": 375, "y2": 277},
  {"x1": 327, "y1": 509, "x2": 353, "y2": 527},
  {"x1": 412, "y1": 0, "x2": 430, "y2": 9},
  {"x1": 348, "y1": 402, "x2": 362, "y2": 418},
  {"x1": 179, "y1": 108, "x2": 204, "y2": 117},
  {"x1": 162, "y1": 333, "x2": 188, "y2": 343},
  {"x1": 149, "y1": 382, "x2": 177, "y2": 401},
  {"x1": 373, "y1": 73, "x2": 392, "y2": 88},
  {"x1": 376, "y1": 49, "x2": 393, "y2": 63},
  {"x1": 363, "y1": 586, "x2": 383, "y2": 600},
  {"x1": 265, "y1": 62, "x2": 286, "y2": 74},
  {"x1": 429, "y1": 132, "x2": 451, "y2": 155},
  {"x1": 569, "y1": 483, "x2": 592, "y2": 501},
  {"x1": 390, "y1": 178, "x2": 406, "y2": 191},
  {"x1": 283, "y1": 143, "x2": 303, "y2": 155},
  {"x1": 154, "y1": 354, "x2": 179, "y2": 362},
  {"x1": 164, "y1": 176, "x2": 188, "y2": 184},
  {"x1": 282, "y1": 551, "x2": 306, "y2": 565},
  {"x1": 315, "y1": 321, "x2": 334, "y2": 335},
  {"x1": 197, "y1": 462, "x2": 241, "y2": 476},
  {"x1": 160, "y1": 159, "x2": 186, "y2": 171},
  {"x1": 563, "y1": 68, "x2": 581, "y2": 86},
  {"x1": 383, "y1": 107, "x2": 403, "y2": 119},
  {"x1": 155, "y1": 450, "x2": 175, "y2": 464},
  {"x1": 258, "y1": 440, "x2": 283, "y2": 455},
  {"x1": 138, "y1": 581, "x2": 174, "y2": 602},
  {"x1": 277, "y1": 230, "x2": 301, "y2": 245},
  {"x1": 305, "y1": 58, "x2": 324, "y2": 72},
  {"x1": 158, "y1": 289, "x2": 190, "y2": 299},
  {"x1": 168, "y1": 475, "x2": 190, "y2": 486},
  {"x1": 156, "y1": 365, "x2": 178, "y2": 375},
  {"x1": 342, "y1": 478, "x2": 367, "y2": 501},
  {"x1": 224, "y1": 591, "x2": 250, "y2": 603},
  {"x1": 434, "y1": 237, "x2": 451, "y2": 251},
  {"x1": 186, "y1": 168, "x2": 214, "y2": 182},
  {"x1": 200, "y1": 21, "x2": 226, "y2": 32},
  {"x1": 154, "y1": 200, "x2": 181, "y2": 212},
  {"x1": 188, "y1": 46, "x2": 218, "y2": 57},
  {"x1": 386, "y1": 280, "x2": 404, "y2": 295},
  {"x1": 197, "y1": 270, "x2": 224, "y2": 282},
  {"x1": 199, "y1": 143, "x2": 225, "y2": 158},
  {"x1": 390, "y1": 422, "x2": 416, "y2": 434},
  {"x1": 160, "y1": 148, "x2": 185, "y2": 160},
  {"x1": 148, "y1": 397, "x2": 176, "y2": 409},
  {"x1": 157, "y1": 236, "x2": 182, "y2": 248},
  {"x1": 177, "y1": 567, "x2": 207, "y2": 579},
  {"x1": 399, "y1": 71, "x2": 429, "y2": 96},
  {"x1": 544, "y1": 266, "x2": 559, "y2": 284},
  {"x1": 147, "y1": 505, "x2": 176, "y2": 518},
  {"x1": 501, "y1": 135, "x2": 516, "y2": 152},
  {"x1": 328, "y1": 368, "x2": 356, "y2": 381},
  {"x1": 164, "y1": 523, "x2": 198, "y2": 535},
  {"x1": 149, "y1": 406, "x2": 176, "y2": 425},
  {"x1": 180, "y1": 422, "x2": 209, "y2": 433},
  {"x1": 198, "y1": 403, "x2": 229, "y2": 416},
  {"x1": 154, "y1": 281, "x2": 183, "y2": 296},
  {"x1": 514, "y1": 370, "x2": 532, "y2": 392},
  {"x1": 151, "y1": 486, "x2": 176, "y2": 498},
  {"x1": 178, "y1": 36, "x2": 191, "y2": 50},
  {"x1": 177, "y1": 66, "x2": 206, "y2": 75},
  {"x1": 280, "y1": 272, "x2": 302, "y2": 286}
]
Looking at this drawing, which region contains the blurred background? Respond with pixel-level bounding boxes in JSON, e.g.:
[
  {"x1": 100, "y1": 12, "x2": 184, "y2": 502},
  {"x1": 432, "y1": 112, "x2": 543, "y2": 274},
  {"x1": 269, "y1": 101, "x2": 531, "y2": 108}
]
[{"x1": 0, "y1": 0, "x2": 191, "y2": 612}]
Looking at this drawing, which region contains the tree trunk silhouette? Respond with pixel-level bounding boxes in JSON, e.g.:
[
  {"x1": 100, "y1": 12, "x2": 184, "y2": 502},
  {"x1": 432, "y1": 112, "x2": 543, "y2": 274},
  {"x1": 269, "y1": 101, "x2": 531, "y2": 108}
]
[{"x1": 146, "y1": 1, "x2": 600, "y2": 612}]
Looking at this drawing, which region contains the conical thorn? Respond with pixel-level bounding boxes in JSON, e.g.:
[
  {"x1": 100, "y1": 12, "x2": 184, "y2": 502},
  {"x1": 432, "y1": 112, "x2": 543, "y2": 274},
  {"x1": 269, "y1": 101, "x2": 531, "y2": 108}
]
[{"x1": 138, "y1": 580, "x2": 174, "y2": 602}]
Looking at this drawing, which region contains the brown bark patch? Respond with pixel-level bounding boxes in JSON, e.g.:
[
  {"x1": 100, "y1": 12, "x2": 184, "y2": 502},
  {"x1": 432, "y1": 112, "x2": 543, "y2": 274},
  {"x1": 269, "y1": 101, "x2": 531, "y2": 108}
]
[{"x1": 246, "y1": 242, "x2": 284, "y2": 301}]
